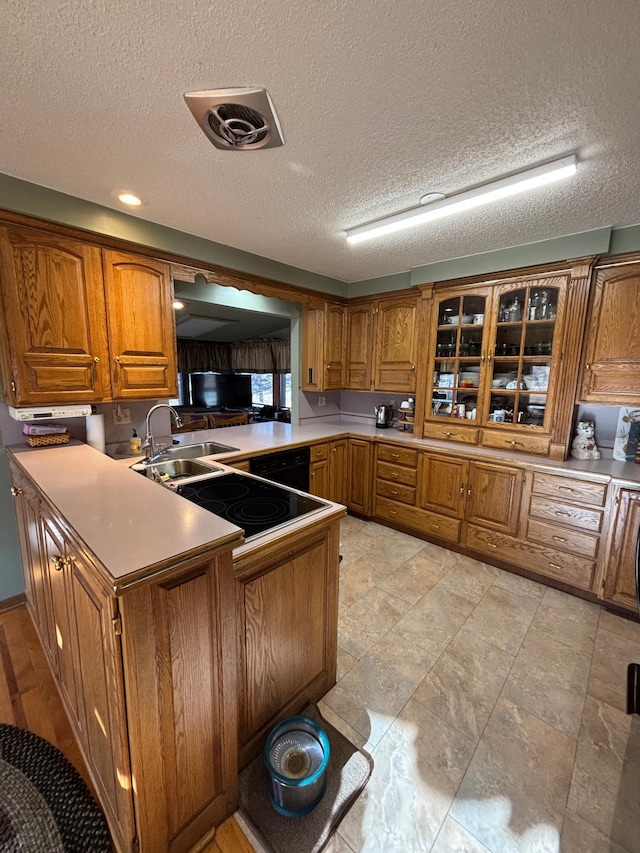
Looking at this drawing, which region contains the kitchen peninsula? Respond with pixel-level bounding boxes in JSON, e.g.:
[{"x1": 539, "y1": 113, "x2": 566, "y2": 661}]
[
  {"x1": 6, "y1": 418, "x2": 640, "y2": 851},
  {"x1": 7, "y1": 436, "x2": 344, "y2": 853}
]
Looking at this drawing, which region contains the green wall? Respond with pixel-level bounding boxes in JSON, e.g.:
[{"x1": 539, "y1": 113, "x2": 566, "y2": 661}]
[{"x1": 0, "y1": 431, "x2": 22, "y2": 601}]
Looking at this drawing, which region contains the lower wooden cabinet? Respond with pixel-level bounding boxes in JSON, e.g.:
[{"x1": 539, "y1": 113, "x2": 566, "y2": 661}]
[
  {"x1": 9, "y1": 460, "x2": 239, "y2": 853},
  {"x1": 603, "y1": 487, "x2": 640, "y2": 611},
  {"x1": 308, "y1": 440, "x2": 348, "y2": 504},
  {"x1": 347, "y1": 438, "x2": 373, "y2": 515},
  {"x1": 233, "y1": 519, "x2": 340, "y2": 769},
  {"x1": 465, "y1": 462, "x2": 524, "y2": 535}
]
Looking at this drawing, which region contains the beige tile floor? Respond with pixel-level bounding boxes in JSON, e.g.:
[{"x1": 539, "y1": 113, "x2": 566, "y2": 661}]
[{"x1": 317, "y1": 516, "x2": 640, "y2": 853}]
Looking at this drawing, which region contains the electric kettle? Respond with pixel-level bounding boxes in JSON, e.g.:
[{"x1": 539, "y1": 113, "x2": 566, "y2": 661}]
[{"x1": 374, "y1": 404, "x2": 395, "y2": 429}]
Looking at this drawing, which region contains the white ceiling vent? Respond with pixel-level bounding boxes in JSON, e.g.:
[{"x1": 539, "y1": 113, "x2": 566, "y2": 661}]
[{"x1": 184, "y1": 87, "x2": 284, "y2": 150}]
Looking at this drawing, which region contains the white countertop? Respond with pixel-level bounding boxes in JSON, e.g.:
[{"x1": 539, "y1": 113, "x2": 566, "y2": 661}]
[
  {"x1": 151, "y1": 419, "x2": 640, "y2": 486},
  {"x1": 8, "y1": 420, "x2": 639, "y2": 592}
]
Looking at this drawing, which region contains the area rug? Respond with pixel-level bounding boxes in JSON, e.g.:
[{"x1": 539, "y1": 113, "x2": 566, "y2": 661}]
[
  {"x1": 0, "y1": 724, "x2": 111, "y2": 852},
  {"x1": 239, "y1": 704, "x2": 373, "y2": 853}
]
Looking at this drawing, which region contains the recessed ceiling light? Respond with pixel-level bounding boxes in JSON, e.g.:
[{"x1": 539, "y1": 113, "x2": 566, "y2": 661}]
[
  {"x1": 172, "y1": 300, "x2": 186, "y2": 310},
  {"x1": 117, "y1": 191, "x2": 143, "y2": 206}
]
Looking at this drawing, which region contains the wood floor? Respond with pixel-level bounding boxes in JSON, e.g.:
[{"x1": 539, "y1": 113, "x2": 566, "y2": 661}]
[{"x1": 0, "y1": 605, "x2": 254, "y2": 853}]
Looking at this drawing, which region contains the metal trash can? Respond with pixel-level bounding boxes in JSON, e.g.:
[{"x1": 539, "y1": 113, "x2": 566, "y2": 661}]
[{"x1": 264, "y1": 715, "x2": 330, "y2": 817}]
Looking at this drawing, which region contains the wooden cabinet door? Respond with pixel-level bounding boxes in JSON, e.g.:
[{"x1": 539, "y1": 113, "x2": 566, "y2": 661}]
[
  {"x1": 41, "y1": 512, "x2": 85, "y2": 733},
  {"x1": 69, "y1": 558, "x2": 135, "y2": 851},
  {"x1": 301, "y1": 305, "x2": 325, "y2": 391},
  {"x1": 420, "y1": 453, "x2": 467, "y2": 519},
  {"x1": 325, "y1": 303, "x2": 346, "y2": 390},
  {"x1": 309, "y1": 459, "x2": 329, "y2": 498},
  {"x1": 120, "y1": 555, "x2": 238, "y2": 851},
  {"x1": 374, "y1": 296, "x2": 419, "y2": 392},
  {"x1": 0, "y1": 226, "x2": 109, "y2": 405},
  {"x1": 465, "y1": 461, "x2": 523, "y2": 535},
  {"x1": 580, "y1": 264, "x2": 640, "y2": 404},
  {"x1": 347, "y1": 438, "x2": 372, "y2": 515},
  {"x1": 103, "y1": 250, "x2": 177, "y2": 400},
  {"x1": 346, "y1": 303, "x2": 374, "y2": 389},
  {"x1": 603, "y1": 488, "x2": 640, "y2": 611},
  {"x1": 328, "y1": 439, "x2": 348, "y2": 504},
  {"x1": 10, "y1": 468, "x2": 56, "y2": 664}
]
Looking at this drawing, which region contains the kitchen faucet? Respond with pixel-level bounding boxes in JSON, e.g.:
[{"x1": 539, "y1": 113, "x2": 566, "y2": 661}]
[{"x1": 142, "y1": 404, "x2": 183, "y2": 460}]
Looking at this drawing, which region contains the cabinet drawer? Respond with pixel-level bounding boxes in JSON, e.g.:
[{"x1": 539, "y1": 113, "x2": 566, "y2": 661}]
[
  {"x1": 423, "y1": 423, "x2": 479, "y2": 445},
  {"x1": 466, "y1": 524, "x2": 595, "y2": 591},
  {"x1": 529, "y1": 495, "x2": 603, "y2": 533},
  {"x1": 526, "y1": 518, "x2": 599, "y2": 559},
  {"x1": 375, "y1": 496, "x2": 461, "y2": 544},
  {"x1": 480, "y1": 430, "x2": 550, "y2": 456},
  {"x1": 377, "y1": 460, "x2": 417, "y2": 487},
  {"x1": 310, "y1": 443, "x2": 328, "y2": 462},
  {"x1": 531, "y1": 472, "x2": 606, "y2": 506},
  {"x1": 377, "y1": 444, "x2": 418, "y2": 468},
  {"x1": 376, "y1": 478, "x2": 416, "y2": 506}
]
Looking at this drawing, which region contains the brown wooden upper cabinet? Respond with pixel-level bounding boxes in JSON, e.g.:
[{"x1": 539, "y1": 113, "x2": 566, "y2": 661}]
[
  {"x1": 345, "y1": 303, "x2": 374, "y2": 389},
  {"x1": 301, "y1": 303, "x2": 346, "y2": 392},
  {"x1": 103, "y1": 251, "x2": 177, "y2": 400},
  {"x1": 579, "y1": 262, "x2": 640, "y2": 404},
  {"x1": 374, "y1": 295, "x2": 419, "y2": 392},
  {"x1": 421, "y1": 271, "x2": 572, "y2": 457},
  {"x1": 0, "y1": 226, "x2": 110, "y2": 405},
  {"x1": 0, "y1": 226, "x2": 177, "y2": 406}
]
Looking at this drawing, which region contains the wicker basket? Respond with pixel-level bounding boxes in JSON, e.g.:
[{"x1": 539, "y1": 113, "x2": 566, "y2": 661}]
[{"x1": 25, "y1": 431, "x2": 70, "y2": 447}]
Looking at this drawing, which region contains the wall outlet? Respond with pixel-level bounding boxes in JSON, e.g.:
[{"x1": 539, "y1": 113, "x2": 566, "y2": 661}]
[
  {"x1": 113, "y1": 406, "x2": 131, "y2": 425},
  {"x1": 318, "y1": 396, "x2": 326, "y2": 407}
]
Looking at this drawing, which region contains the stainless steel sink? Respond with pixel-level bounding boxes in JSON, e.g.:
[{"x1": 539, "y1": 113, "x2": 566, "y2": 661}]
[
  {"x1": 151, "y1": 441, "x2": 239, "y2": 461},
  {"x1": 132, "y1": 458, "x2": 221, "y2": 481}
]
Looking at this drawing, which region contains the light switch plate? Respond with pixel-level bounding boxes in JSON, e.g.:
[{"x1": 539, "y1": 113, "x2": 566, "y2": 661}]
[{"x1": 113, "y1": 407, "x2": 131, "y2": 425}]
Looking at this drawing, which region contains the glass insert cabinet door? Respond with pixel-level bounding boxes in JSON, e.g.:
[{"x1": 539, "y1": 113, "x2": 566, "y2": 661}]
[
  {"x1": 430, "y1": 289, "x2": 490, "y2": 424},
  {"x1": 485, "y1": 281, "x2": 563, "y2": 430}
]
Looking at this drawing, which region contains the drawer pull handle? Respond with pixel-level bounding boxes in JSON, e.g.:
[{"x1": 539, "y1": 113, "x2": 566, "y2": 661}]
[
  {"x1": 549, "y1": 562, "x2": 563, "y2": 570},
  {"x1": 558, "y1": 486, "x2": 576, "y2": 493},
  {"x1": 445, "y1": 431, "x2": 453, "y2": 437},
  {"x1": 391, "y1": 490, "x2": 398, "y2": 495},
  {"x1": 509, "y1": 441, "x2": 523, "y2": 447},
  {"x1": 389, "y1": 510, "x2": 397, "y2": 516},
  {"x1": 552, "y1": 535, "x2": 567, "y2": 542},
  {"x1": 432, "y1": 524, "x2": 440, "y2": 530},
  {"x1": 488, "y1": 542, "x2": 498, "y2": 549},
  {"x1": 555, "y1": 511, "x2": 571, "y2": 517},
  {"x1": 391, "y1": 454, "x2": 399, "y2": 459}
]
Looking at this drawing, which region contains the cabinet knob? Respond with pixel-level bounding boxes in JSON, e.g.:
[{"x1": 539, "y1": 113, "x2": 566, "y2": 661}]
[
  {"x1": 459, "y1": 484, "x2": 464, "y2": 496},
  {"x1": 585, "y1": 363, "x2": 591, "y2": 370},
  {"x1": 114, "y1": 356, "x2": 120, "y2": 363},
  {"x1": 10, "y1": 486, "x2": 22, "y2": 497},
  {"x1": 326, "y1": 365, "x2": 330, "y2": 371},
  {"x1": 411, "y1": 364, "x2": 416, "y2": 371},
  {"x1": 50, "y1": 555, "x2": 64, "y2": 572},
  {"x1": 467, "y1": 487, "x2": 472, "y2": 497},
  {"x1": 94, "y1": 356, "x2": 100, "y2": 363}
]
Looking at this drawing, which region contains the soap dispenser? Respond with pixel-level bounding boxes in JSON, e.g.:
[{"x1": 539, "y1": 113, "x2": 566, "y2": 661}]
[{"x1": 130, "y1": 429, "x2": 142, "y2": 455}]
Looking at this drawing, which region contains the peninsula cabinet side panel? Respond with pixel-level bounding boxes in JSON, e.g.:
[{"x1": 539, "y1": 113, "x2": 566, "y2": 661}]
[
  {"x1": 119, "y1": 555, "x2": 238, "y2": 853},
  {"x1": 235, "y1": 520, "x2": 340, "y2": 768}
]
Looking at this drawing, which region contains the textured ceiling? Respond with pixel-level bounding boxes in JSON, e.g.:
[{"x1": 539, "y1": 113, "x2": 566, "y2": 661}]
[{"x1": 1, "y1": 0, "x2": 639, "y2": 282}]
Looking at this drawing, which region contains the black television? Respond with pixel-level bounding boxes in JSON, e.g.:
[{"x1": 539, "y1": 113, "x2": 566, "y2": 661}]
[{"x1": 190, "y1": 373, "x2": 252, "y2": 409}]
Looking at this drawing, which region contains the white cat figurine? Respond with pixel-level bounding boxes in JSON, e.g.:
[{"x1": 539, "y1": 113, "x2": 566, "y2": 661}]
[{"x1": 571, "y1": 420, "x2": 601, "y2": 460}]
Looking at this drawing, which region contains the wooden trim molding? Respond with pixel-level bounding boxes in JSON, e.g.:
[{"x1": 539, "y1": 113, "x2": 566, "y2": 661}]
[
  {"x1": 0, "y1": 207, "x2": 343, "y2": 309},
  {"x1": 0, "y1": 593, "x2": 27, "y2": 615}
]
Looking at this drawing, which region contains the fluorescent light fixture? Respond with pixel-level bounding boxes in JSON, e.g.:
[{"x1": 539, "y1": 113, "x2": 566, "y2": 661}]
[{"x1": 345, "y1": 155, "x2": 578, "y2": 244}]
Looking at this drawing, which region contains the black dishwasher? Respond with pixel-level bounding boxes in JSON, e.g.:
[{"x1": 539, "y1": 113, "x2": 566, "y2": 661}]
[{"x1": 250, "y1": 446, "x2": 310, "y2": 492}]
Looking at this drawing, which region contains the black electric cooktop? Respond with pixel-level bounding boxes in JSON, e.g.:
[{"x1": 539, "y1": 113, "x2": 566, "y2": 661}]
[{"x1": 176, "y1": 473, "x2": 327, "y2": 541}]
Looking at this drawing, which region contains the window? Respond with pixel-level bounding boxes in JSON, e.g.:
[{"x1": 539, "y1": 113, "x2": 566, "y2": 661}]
[
  {"x1": 280, "y1": 374, "x2": 292, "y2": 408},
  {"x1": 247, "y1": 374, "x2": 274, "y2": 405}
]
